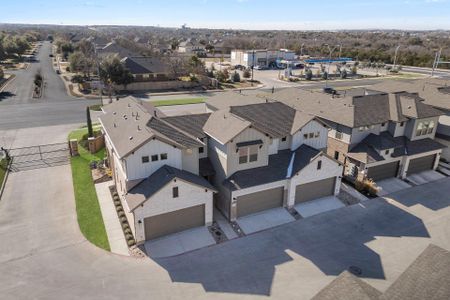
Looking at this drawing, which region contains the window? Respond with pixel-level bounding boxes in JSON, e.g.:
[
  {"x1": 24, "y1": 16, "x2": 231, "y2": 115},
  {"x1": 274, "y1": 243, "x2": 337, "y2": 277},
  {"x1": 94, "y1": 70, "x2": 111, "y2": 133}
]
[
  {"x1": 238, "y1": 147, "x2": 248, "y2": 164},
  {"x1": 281, "y1": 136, "x2": 287, "y2": 142},
  {"x1": 142, "y1": 156, "x2": 149, "y2": 163},
  {"x1": 249, "y1": 145, "x2": 258, "y2": 162},
  {"x1": 335, "y1": 131, "x2": 343, "y2": 140},
  {"x1": 385, "y1": 150, "x2": 390, "y2": 155},
  {"x1": 381, "y1": 122, "x2": 386, "y2": 127},
  {"x1": 199, "y1": 147, "x2": 204, "y2": 154},
  {"x1": 309, "y1": 132, "x2": 314, "y2": 138},
  {"x1": 315, "y1": 131, "x2": 320, "y2": 138},
  {"x1": 400, "y1": 122, "x2": 405, "y2": 127},
  {"x1": 160, "y1": 153, "x2": 168, "y2": 160},
  {"x1": 428, "y1": 121, "x2": 435, "y2": 134},
  {"x1": 151, "y1": 155, "x2": 158, "y2": 162},
  {"x1": 303, "y1": 133, "x2": 308, "y2": 139},
  {"x1": 172, "y1": 187, "x2": 179, "y2": 198},
  {"x1": 334, "y1": 151, "x2": 339, "y2": 160},
  {"x1": 416, "y1": 122, "x2": 424, "y2": 136},
  {"x1": 317, "y1": 160, "x2": 322, "y2": 170}
]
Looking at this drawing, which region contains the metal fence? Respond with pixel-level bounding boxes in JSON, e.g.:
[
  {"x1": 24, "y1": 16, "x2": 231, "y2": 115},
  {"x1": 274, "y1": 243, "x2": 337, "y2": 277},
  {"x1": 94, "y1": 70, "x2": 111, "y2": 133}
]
[{"x1": 8, "y1": 142, "x2": 69, "y2": 172}]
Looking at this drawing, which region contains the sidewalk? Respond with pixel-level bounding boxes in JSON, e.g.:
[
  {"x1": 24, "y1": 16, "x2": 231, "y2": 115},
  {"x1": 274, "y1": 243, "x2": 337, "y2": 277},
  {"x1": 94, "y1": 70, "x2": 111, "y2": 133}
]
[{"x1": 95, "y1": 181, "x2": 129, "y2": 256}]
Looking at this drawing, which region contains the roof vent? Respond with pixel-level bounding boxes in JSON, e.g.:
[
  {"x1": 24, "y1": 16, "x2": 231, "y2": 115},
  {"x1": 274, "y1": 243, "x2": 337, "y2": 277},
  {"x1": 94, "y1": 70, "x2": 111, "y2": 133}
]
[
  {"x1": 127, "y1": 103, "x2": 131, "y2": 108},
  {"x1": 137, "y1": 125, "x2": 141, "y2": 131},
  {"x1": 113, "y1": 123, "x2": 117, "y2": 128},
  {"x1": 132, "y1": 111, "x2": 135, "y2": 117},
  {"x1": 113, "y1": 112, "x2": 117, "y2": 115},
  {"x1": 123, "y1": 114, "x2": 127, "y2": 120},
  {"x1": 129, "y1": 136, "x2": 133, "y2": 140},
  {"x1": 408, "y1": 105, "x2": 412, "y2": 109}
]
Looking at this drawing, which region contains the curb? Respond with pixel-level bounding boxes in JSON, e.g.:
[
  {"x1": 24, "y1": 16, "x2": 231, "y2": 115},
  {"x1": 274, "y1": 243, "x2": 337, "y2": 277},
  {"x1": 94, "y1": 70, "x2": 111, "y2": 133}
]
[
  {"x1": 0, "y1": 74, "x2": 16, "y2": 93},
  {"x1": 0, "y1": 159, "x2": 12, "y2": 201}
]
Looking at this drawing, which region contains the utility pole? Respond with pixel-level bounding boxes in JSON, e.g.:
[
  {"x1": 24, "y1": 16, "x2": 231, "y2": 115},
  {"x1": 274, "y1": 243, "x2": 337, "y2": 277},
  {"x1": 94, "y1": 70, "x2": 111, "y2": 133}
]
[
  {"x1": 392, "y1": 45, "x2": 400, "y2": 71},
  {"x1": 432, "y1": 48, "x2": 442, "y2": 77},
  {"x1": 93, "y1": 44, "x2": 104, "y2": 105},
  {"x1": 251, "y1": 49, "x2": 255, "y2": 86},
  {"x1": 300, "y1": 43, "x2": 305, "y2": 57}
]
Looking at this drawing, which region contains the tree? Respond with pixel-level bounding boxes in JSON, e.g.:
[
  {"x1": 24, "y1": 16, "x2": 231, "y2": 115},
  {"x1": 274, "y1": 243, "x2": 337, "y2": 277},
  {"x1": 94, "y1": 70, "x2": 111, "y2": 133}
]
[
  {"x1": 99, "y1": 55, "x2": 134, "y2": 99},
  {"x1": 215, "y1": 70, "x2": 228, "y2": 83},
  {"x1": 69, "y1": 51, "x2": 94, "y2": 77},
  {"x1": 232, "y1": 71, "x2": 241, "y2": 83},
  {"x1": 60, "y1": 42, "x2": 74, "y2": 60},
  {"x1": 0, "y1": 66, "x2": 4, "y2": 80},
  {"x1": 351, "y1": 66, "x2": 358, "y2": 75},
  {"x1": 305, "y1": 69, "x2": 313, "y2": 80},
  {"x1": 243, "y1": 69, "x2": 251, "y2": 79},
  {"x1": 321, "y1": 71, "x2": 328, "y2": 80},
  {"x1": 86, "y1": 106, "x2": 93, "y2": 138}
]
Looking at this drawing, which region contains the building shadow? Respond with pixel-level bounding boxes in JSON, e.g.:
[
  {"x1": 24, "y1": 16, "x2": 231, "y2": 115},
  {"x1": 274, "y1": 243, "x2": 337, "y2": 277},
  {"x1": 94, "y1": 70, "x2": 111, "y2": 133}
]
[
  {"x1": 0, "y1": 91, "x2": 15, "y2": 101},
  {"x1": 154, "y1": 195, "x2": 434, "y2": 296}
]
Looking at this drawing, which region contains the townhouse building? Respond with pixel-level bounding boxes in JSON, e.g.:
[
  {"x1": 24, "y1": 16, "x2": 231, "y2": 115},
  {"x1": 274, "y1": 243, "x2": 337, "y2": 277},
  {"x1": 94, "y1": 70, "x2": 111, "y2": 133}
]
[{"x1": 271, "y1": 88, "x2": 445, "y2": 183}]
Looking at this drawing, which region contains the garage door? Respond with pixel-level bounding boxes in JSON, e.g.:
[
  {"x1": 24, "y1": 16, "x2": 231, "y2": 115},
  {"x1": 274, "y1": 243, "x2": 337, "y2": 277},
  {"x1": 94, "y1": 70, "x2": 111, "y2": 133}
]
[
  {"x1": 407, "y1": 155, "x2": 436, "y2": 175},
  {"x1": 295, "y1": 177, "x2": 336, "y2": 204},
  {"x1": 367, "y1": 161, "x2": 400, "y2": 181},
  {"x1": 144, "y1": 204, "x2": 205, "y2": 240},
  {"x1": 236, "y1": 187, "x2": 284, "y2": 218}
]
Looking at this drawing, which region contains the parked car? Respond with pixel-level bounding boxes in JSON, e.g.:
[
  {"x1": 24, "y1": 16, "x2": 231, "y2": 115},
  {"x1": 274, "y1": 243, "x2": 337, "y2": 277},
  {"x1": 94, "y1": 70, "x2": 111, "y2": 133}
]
[
  {"x1": 254, "y1": 65, "x2": 267, "y2": 70},
  {"x1": 323, "y1": 87, "x2": 337, "y2": 95},
  {"x1": 234, "y1": 64, "x2": 246, "y2": 71},
  {"x1": 49, "y1": 54, "x2": 53, "y2": 57},
  {"x1": 55, "y1": 69, "x2": 61, "y2": 74}
]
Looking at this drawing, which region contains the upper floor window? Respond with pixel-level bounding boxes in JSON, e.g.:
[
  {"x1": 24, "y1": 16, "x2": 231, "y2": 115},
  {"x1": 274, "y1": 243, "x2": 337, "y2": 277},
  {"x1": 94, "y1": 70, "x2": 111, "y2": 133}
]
[
  {"x1": 317, "y1": 160, "x2": 322, "y2": 170},
  {"x1": 334, "y1": 151, "x2": 339, "y2": 160},
  {"x1": 335, "y1": 131, "x2": 343, "y2": 140},
  {"x1": 281, "y1": 136, "x2": 287, "y2": 142},
  {"x1": 151, "y1": 155, "x2": 158, "y2": 162},
  {"x1": 381, "y1": 122, "x2": 386, "y2": 127},
  {"x1": 416, "y1": 121, "x2": 434, "y2": 136},
  {"x1": 199, "y1": 147, "x2": 204, "y2": 154},
  {"x1": 400, "y1": 121, "x2": 405, "y2": 127},
  {"x1": 315, "y1": 131, "x2": 320, "y2": 138},
  {"x1": 309, "y1": 132, "x2": 314, "y2": 138},
  {"x1": 385, "y1": 150, "x2": 390, "y2": 155},
  {"x1": 238, "y1": 146, "x2": 258, "y2": 164},
  {"x1": 160, "y1": 153, "x2": 168, "y2": 160},
  {"x1": 172, "y1": 186, "x2": 179, "y2": 198},
  {"x1": 142, "y1": 156, "x2": 149, "y2": 163}
]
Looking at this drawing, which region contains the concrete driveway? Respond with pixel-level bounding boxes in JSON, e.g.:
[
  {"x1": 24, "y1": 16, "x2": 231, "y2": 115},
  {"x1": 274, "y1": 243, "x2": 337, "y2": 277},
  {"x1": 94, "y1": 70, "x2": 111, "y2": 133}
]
[
  {"x1": 236, "y1": 207, "x2": 295, "y2": 234},
  {"x1": 295, "y1": 196, "x2": 345, "y2": 218},
  {"x1": 376, "y1": 178, "x2": 412, "y2": 197},
  {"x1": 2, "y1": 125, "x2": 450, "y2": 299},
  {"x1": 406, "y1": 170, "x2": 446, "y2": 185},
  {"x1": 144, "y1": 227, "x2": 216, "y2": 258}
]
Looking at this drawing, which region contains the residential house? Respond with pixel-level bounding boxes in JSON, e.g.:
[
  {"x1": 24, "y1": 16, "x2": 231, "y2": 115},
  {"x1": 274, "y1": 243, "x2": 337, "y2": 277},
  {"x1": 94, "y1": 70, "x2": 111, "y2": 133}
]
[
  {"x1": 99, "y1": 97, "x2": 216, "y2": 244},
  {"x1": 270, "y1": 88, "x2": 445, "y2": 182},
  {"x1": 97, "y1": 41, "x2": 139, "y2": 59},
  {"x1": 121, "y1": 56, "x2": 174, "y2": 82},
  {"x1": 177, "y1": 39, "x2": 207, "y2": 56},
  {"x1": 369, "y1": 78, "x2": 450, "y2": 161},
  {"x1": 203, "y1": 101, "x2": 343, "y2": 221}
]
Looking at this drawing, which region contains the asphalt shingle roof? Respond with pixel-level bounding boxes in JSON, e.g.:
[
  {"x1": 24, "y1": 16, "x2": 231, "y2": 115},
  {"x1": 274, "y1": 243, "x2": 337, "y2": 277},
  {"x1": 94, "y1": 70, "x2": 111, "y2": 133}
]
[
  {"x1": 147, "y1": 118, "x2": 204, "y2": 149},
  {"x1": 224, "y1": 145, "x2": 322, "y2": 191},
  {"x1": 162, "y1": 113, "x2": 211, "y2": 139},
  {"x1": 125, "y1": 165, "x2": 217, "y2": 211}
]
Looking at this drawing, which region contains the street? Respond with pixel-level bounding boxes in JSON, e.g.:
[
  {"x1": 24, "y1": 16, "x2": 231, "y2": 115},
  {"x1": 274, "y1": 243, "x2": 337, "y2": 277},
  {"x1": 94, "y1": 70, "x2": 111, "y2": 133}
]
[{"x1": 0, "y1": 41, "x2": 99, "y2": 130}]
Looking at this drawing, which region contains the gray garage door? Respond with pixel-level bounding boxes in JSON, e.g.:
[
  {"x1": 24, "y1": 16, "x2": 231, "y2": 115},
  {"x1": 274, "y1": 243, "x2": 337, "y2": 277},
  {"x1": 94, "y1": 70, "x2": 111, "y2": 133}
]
[
  {"x1": 407, "y1": 155, "x2": 436, "y2": 175},
  {"x1": 144, "y1": 204, "x2": 205, "y2": 240},
  {"x1": 367, "y1": 161, "x2": 400, "y2": 181},
  {"x1": 236, "y1": 187, "x2": 284, "y2": 218},
  {"x1": 295, "y1": 177, "x2": 336, "y2": 204}
]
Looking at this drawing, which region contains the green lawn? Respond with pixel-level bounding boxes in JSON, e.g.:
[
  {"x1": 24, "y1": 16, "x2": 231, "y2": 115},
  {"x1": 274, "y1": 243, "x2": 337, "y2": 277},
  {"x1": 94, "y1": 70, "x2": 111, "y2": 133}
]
[
  {"x1": 69, "y1": 127, "x2": 110, "y2": 251},
  {"x1": 0, "y1": 158, "x2": 9, "y2": 189},
  {"x1": 152, "y1": 97, "x2": 205, "y2": 107}
]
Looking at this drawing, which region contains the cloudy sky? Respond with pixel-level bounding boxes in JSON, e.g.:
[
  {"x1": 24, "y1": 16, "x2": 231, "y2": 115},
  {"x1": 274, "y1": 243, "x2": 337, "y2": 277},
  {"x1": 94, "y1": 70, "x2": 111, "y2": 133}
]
[{"x1": 1, "y1": 0, "x2": 450, "y2": 30}]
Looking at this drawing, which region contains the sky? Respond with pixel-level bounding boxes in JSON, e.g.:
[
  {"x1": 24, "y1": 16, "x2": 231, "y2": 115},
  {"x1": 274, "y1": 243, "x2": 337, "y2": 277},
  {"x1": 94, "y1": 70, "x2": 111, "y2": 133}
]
[{"x1": 1, "y1": 0, "x2": 450, "y2": 30}]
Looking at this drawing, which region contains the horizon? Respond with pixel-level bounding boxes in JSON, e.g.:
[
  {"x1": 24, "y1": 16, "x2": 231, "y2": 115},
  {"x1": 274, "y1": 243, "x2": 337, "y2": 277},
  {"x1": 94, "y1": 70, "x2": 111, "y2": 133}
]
[{"x1": 1, "y1": 0, "x2": 450, "y2": 30}]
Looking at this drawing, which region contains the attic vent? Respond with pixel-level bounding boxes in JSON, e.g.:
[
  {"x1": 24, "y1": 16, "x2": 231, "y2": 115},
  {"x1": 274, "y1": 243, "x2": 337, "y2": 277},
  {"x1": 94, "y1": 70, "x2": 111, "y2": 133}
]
[
  {"x1": 129, "y1": 136, "x2": 133, "y2": 140},
  {"x1": 113, "y1": 123, "x2": 117, "y2": 128},
  {"x1": 127, "y1": 103, "x2": 131, "y2": 108}
]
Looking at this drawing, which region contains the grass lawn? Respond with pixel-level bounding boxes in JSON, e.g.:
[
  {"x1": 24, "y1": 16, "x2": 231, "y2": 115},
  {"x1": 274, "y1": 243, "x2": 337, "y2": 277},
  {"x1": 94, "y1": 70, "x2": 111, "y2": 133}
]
[
  {"x1": 69, "y1": 126, "x2": 110, "y2": 251},
  {"x1": 0, "y1": 158, "x2": 9, "y2": 189},
  {"x1": 152, "y1": 97, "x2": 205, "y2": 107}
]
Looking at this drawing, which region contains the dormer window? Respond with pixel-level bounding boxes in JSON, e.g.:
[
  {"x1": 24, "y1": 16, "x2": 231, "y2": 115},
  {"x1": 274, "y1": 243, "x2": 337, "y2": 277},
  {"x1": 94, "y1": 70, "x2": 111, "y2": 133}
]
[
  {"x1": 385, "y1": 150, "x2": 390, "y2": 155},
  {"x1": 381, "y1": 122, "x2": 386, "y2": 127},
  {"x1": 142, "y1": 156, "x2": 149, "y2": 163},
  {"x1": 281, "y1": 136, "x2": 287, "y2": 142},
  {"x1": 400, "y1": 122, "x2": 405, "y2": 127}
]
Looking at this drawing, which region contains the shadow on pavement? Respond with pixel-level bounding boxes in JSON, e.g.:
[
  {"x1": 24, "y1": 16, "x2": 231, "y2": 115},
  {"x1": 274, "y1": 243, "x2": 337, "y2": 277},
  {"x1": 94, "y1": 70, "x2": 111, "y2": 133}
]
[
  {"x1": 154, "y1": 195, "x2": 435, "y2": 296},
  {"x1": 0, "y1": 91, "x2": 15, "y2": 101}
]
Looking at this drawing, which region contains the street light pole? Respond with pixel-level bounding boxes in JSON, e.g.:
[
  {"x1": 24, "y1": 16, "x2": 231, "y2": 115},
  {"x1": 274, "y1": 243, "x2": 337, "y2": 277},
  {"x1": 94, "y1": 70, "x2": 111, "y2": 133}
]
[
  {"x1": 300, "y1": 43, "x2": 305, "y2": 57},
  {"x1": 325, "y1": 44, "x2": 339, "y2": 88},
  {"x1": 251, "y1": 49, "x2": 255, "y2": 86},
  {"x1": 432, "y1": 48, "x2": 442, "y2": 77},
  {"x1": 392, "y1": 45, "x2": 400, "y2": 71}
]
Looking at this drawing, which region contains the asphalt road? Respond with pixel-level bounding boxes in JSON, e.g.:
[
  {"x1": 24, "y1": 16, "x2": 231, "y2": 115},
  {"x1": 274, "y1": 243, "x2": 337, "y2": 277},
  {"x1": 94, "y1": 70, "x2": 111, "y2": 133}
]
[
  {"x1": 1, "y1": 125, "x2": 450, "y2": 299},
  {"x1": 0, "y1": 41, "x2": 99, "y2": 130}
]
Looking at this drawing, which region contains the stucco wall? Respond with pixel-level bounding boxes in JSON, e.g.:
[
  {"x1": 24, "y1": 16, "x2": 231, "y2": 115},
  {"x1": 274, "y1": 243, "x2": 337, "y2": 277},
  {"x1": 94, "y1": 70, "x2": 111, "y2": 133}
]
[
  {"x1": 132, "y1": 178, "x2": 214, "y2": 243},
  {"x1": 182, "y1": 149, "x2": 199, "y2": 175}
]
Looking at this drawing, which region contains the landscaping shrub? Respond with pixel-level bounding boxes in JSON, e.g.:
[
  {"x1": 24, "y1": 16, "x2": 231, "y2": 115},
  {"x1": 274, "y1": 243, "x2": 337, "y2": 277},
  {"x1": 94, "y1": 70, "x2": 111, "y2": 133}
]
[
  {"x1": 127, "y1": 240, "x2": 135, "y2": 247},
  {"x1": 113, "y1": 195, "x2": 120, "y2": 201},
  {"x1": 120, "y1": 216, "x2": 127, "y2": 223},
  {"x1": 116, "y1": 206, "x2": 123, "y2": 212},
  {"x1": 355, "y1": 178, "x2": 379, "y2": 196},
  {"x1": 118, "y1": 211, "x2": 125, "y2": 218},
  {"x1": 124, "y1": 228, "x2": 132, "y2": 235},
  {"x1": 125, "y1": 233, "x2": 133, "y2": 240},
  {"x1": 112, "y1": 192, "x2": 118, "y2": 197},
  {"x1": 114, "y1": 200, "x2": 121, "y2": 206},
  {"x1": 122, "y1": 223, "x2": 130, "y2": 230}
]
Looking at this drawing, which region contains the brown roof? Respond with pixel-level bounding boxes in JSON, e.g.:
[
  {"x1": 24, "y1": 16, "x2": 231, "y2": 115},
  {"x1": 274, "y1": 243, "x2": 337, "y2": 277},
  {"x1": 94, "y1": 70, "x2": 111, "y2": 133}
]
[
  {"x1": 205, "y1": 91, "x2": 267, "y2": 111},
  {"x1": 312, "y1": 271, "x2": 381, "y2": 300},
  {"x1": 203, "y1": 109, "x2": 251, "y2": 144}
]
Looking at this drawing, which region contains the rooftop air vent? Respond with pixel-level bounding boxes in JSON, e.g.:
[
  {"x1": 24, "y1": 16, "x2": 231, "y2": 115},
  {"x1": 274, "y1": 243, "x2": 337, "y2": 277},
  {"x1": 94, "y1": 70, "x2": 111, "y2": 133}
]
[{"x1": 129, "y1": 136, "x2": 133, "y2": 140}]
